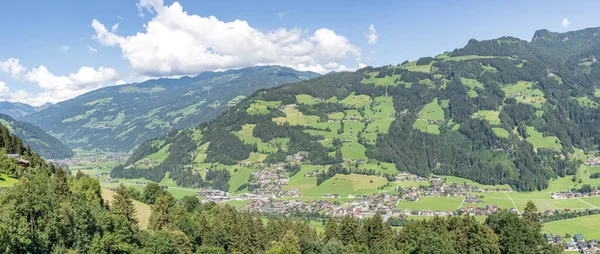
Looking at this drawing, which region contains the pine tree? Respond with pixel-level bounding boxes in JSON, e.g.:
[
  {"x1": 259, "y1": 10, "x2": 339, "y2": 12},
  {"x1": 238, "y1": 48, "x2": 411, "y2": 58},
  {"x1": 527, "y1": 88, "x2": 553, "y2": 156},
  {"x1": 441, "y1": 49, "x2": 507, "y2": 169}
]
[
  {"x1": 323, "y1": 217, "x2": 339, "y2": 243},
  {"x1": 148, "y1": 194, "x2": 171, "y2": 231},
  {"x1": 112, "y1": 184, "x2": 138, "y2": 225},
  {"x1": 52, "y1": 167, "x2": 71, "y2": 198},
  {"x1": 338, "y1": 215, "x2": 359, "y2": 245}
]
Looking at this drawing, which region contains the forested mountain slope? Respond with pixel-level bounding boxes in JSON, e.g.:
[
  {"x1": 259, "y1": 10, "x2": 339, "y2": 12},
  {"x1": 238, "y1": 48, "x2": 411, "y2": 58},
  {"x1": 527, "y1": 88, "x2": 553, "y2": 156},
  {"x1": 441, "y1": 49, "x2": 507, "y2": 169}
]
[
  {"x1": 22, "y1": 66, "x2": 320, "y2": 152},
  {"x1": 0, "y1": 113, "x2": 73, "y2": 158},
  {"x1": 119, "y1": 27, "x2": 600, "y2": 191}
]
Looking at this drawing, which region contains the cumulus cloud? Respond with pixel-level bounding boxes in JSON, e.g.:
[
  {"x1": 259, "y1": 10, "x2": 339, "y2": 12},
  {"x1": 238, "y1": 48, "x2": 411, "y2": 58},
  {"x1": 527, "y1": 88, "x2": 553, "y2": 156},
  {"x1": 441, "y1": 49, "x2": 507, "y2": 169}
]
[
  {"x1": 366, "y1": 24, "x2": 377, "y2": 45},
  {"x1": 92, "y1": 0, "x2": 362, "y2": 75},
  {"x1": 59, "y1": 45, "x2": 70, "y2": 52},
  {"x1": 0, "y1": 58, "x2": 27, "y2": 78},
  {"x1": 0, "y1": 58, "x2": 118, "y2": 106},
  {"x1": 561, "y1": 18, "x2": 570, "y2": 28},
  {"x1": 88, "y1": 45, "x2": 98, "y2": 53},
  {"x1": 0, "y1": 81, "x2": 28, "y2": 103}
]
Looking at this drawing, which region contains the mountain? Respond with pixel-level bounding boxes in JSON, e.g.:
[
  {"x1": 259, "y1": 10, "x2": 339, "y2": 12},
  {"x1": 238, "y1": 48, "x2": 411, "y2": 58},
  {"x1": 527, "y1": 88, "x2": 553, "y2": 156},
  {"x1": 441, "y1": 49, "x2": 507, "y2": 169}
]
[
  {"x1": 0, "y1": 101, "x2": 42, "y2": 119},
  {"x1": 117, "y1": 27, "x2": 600, "y2": 192},
  {"x1": 0, "y1": 113, "x2": 73, "y2": 159},
  {"x1": 22, "y1": 66, "x2": 320, "y2": 152}
]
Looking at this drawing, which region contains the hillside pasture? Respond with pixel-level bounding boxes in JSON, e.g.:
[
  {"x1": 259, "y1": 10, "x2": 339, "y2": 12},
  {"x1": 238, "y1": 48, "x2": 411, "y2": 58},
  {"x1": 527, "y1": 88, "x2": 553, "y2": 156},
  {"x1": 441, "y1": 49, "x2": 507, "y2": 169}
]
[
  {"x1": 101, "y1": 188, "x2": 151, "y2": 229},
  {"x1": 272, "y1": 105, "x2": 320, "y2": 126},
  {"x1": 246, "y1": 100, "x2": 282, "y2": 115},
  {"x1": 525, "y1": 126, "x2": 561, "y2": 149},
  {"x1": 501, "y1": 81, "x2": 546, "y2": 108}
]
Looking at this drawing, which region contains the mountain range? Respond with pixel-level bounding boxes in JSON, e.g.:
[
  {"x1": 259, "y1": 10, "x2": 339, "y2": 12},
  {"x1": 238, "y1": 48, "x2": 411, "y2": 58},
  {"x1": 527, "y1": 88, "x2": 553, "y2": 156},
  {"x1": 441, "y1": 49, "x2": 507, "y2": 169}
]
[
  {"x1": 22, "y1": 66, "x2": 320, "y2": 152},
  {"x1": 0, "y1": 101, "x2": 50, "y2": 119},
  {"x1": 0, "y1": 113, "x2": 73, "y2": 158},
  {"x1": 116, "y1": 27, "x2": 600, "y2": 191}
]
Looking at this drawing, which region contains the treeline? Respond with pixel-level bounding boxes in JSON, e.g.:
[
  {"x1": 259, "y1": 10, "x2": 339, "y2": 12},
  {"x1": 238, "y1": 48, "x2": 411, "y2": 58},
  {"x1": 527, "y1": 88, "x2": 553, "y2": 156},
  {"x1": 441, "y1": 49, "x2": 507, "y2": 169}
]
[{"x1": 541, "y1": 208, "x2": 600, "y2": 223}]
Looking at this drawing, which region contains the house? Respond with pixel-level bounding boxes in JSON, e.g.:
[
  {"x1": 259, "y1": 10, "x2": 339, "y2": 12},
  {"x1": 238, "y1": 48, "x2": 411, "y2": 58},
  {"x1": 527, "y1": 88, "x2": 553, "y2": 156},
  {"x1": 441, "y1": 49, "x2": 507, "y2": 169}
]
[
  {"x1": 565, "y1": 242, "x2": 576, "y2": 250},
  {"x1": 589, "y1": 239, "x2": 598, "y2": 248},
  {"x1": 6, "y1": 154, "x2": 30, "y2": 167},
  {"x1": 554, "y1": 235, "x2": 563, "y2": 243},
  {"x1": 545, "y1": 234, "x2": 554, "y2": 244},
  {"x1": 575, "y1": 234, "x2": 585, "y2": 242},
  {"x1": 322, "y1": 194, "x2": 340, "y2": 199}
]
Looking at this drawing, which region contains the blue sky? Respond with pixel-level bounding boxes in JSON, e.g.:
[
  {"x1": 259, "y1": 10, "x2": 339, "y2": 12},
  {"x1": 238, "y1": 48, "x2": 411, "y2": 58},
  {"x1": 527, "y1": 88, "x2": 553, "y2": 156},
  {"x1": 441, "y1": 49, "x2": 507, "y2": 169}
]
[{"x1": 0, "y1": 0, "x2": 598, "y2": 106}]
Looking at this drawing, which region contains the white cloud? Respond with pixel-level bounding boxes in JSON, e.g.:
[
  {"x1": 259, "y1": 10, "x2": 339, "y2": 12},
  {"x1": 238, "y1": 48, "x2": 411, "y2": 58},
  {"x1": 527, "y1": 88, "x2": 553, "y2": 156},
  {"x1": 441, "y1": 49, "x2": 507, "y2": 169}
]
[
  {"x1": 277, "y1": 12, "x2": 286, "y2": 20},
  {"x1": 92, "y1": 0, "x2": 362, "y2": 75},
  {"x1": 0, "y1": 81, "x2": 28, "y2": 103},
  {"x1": 0, "y1": 58, "x2": 27, "y2": 78},
  {"x1": 111, "y1": 23, "x2": 119, "y2": 32},
  {"x1": 366, "y1": 24, "x2": 377, "y2": 45},
  {"x1": 0, "y1": 59, "x2": 118, "y2": 106},
  {"x1": 59, "y1": 45, "x2": 70, "y2": 52},
  {"x1": 88, "y1": 45, "x2": 98, "y2": 53},
  {"x1": 561, "y1": 18, "x2": 570, "y2": 28}
]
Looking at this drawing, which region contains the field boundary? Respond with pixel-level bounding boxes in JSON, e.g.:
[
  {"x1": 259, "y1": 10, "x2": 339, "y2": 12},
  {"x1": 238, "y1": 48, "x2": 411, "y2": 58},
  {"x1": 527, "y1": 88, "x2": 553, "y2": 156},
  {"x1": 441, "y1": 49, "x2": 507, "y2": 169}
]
[
  {"x1": 579, "y1": 198, "x2": 598, "y2": 208},
  {"x1": 504, "y1": 191, "x2": 519, "y2": 213}
]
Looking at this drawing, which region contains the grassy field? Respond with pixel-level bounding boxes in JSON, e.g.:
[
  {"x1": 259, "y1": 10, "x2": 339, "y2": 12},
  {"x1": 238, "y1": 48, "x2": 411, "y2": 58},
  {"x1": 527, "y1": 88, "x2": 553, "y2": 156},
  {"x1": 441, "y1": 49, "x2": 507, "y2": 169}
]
[
  {"x1": 0, "y1": 173, "x2": 18, "y2": 187},
  {"x1": 474, "y1": 110, "x2": 501, "y2": 125},
  {"x1": 400, "y1": 61, "x2": 432, "y2": 73},
  {"x1": 101, "y1": 188, "x2": 151, "y2": 229},
  {"x1": 501, "y1": 81, "x2": 546, "y2": 108},
  {"x1": 574, "y1": 96, "x2": 600, "y2": 108},
  {"x1": 234, "y1": 124, "x2": 278, "y2": 154},
  {"x1": 397, "y1": 197, "x2": 465, "y2": 211},
  {"x1": 544, "y1": 214, "x2": 600, "y2": 240},
  {"x1": 492, "y1": 128, "x2": 510, "y2": 138},
  {"x1": 272, "y1": 105, "x2": 320, "y2": 126},
  {"x1": 247, "y1": 100, "x2": 282, "y2": 115},
  {"x1": 526, "y1": 126, "x2": 561, "y2": 149},
  {"x1": 413, "y1": 98, "x2": 444, "y2": 134},
  {"x1": 340, "y1": 92, "x2": 372, "y2": 108},
  {"x1": 135, "y1": 144, "x2": 171, "y2": 168}
]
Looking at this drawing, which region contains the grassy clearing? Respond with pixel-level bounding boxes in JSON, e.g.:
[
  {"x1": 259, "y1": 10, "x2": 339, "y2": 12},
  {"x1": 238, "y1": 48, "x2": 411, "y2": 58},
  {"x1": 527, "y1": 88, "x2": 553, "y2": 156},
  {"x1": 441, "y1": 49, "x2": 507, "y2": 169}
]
[
  {"x1": 300, "y1": 174, "x2": 384, "y2": 198},
  {"x1": 247, "y1": 100, "x2": 282, "y2": 115},
  {"x1": 0, "y1": 173, "x2": 18, "y2": 187},
  {"x1": 296, "y1": 94, "x2": 317, "y2": 105},
  {"x1": 397, "y1": 197, "x2": 464, "y2": 211},
  {"x1": 492, "y1": 128, "x2": 510, "y2": 138},
  {"x1": 229, "y1": 167, "x2": 253, "y2": 192},
  {"x1": 544, "y1": 214, "x2": 600, "y2": 240},
  {"x1": 226, "y1": 95, "x2": 246, "y2": 106},
  {"x1": 460, "y1": 78, "x2": 484, "y2": 89},
  {"x1": 414, "y1": 98, "x2": 444, "y2": 134},
  {"x1": 419, "y1": 98, "x2": 444, "y2": 121},
  {"x1": 340, "y1": 92, "x2": 372, "y2": 108},
  {"x1": 285, "y1": 165, "x2": 326, "y2": 191},
  {"x1": 273, "y1": 105, "x2": 320, "y2": 127},
  {"x1": 101, "y1": 188, "x2": 151, "y2": 229},
  {"x1": 400, "y1": 61, "x2": 432, "y2": 73},
  {"x1": 501, "y1": 81, "x2": 546, "y2": 108},
  {"x1": 526, "y1": 126, "x2": 561, "y2": 149},
  {"x1": 234, "y1": 124, "x2": 278, "y2": 154},
  {"x1": 473, "y1": 110, "x2": 501, "y2": 125},
  {"x1": 363, "y1": 73, "x2": 401, "y2": 87},
  {"x1": 135, "y1": 144, "x2": 171, "y2": 168},
  {"x1": 341, "y1": 142, "x2": 367, "y2": 160},
  {"x1": 574, "y1": 96, "x2": 600, "y2": 108},
  {"x1": 335, "y1": 174, "x2": 388, "y2": 191}
]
